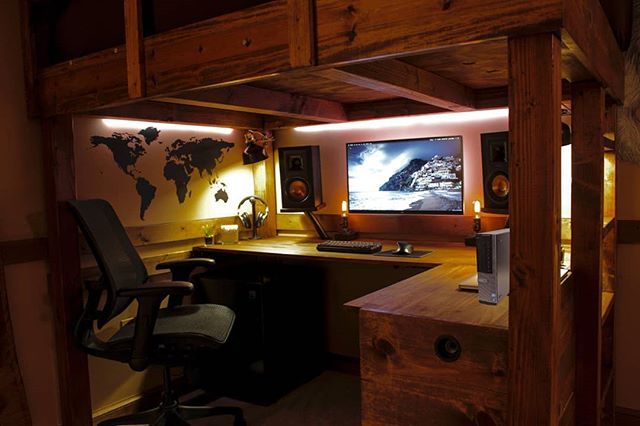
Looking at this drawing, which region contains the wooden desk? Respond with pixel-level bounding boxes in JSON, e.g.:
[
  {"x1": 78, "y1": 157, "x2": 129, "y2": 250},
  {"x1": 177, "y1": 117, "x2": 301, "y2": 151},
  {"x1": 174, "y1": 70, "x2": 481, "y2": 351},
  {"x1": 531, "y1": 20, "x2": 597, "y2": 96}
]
[{"x1": 194, "y1": 236, "x2": 509, "y2": 425}]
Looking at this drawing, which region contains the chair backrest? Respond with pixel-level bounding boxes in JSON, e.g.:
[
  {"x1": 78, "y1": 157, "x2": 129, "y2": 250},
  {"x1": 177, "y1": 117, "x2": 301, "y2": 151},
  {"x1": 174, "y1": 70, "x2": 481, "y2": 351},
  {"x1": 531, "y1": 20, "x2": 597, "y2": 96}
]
[{"x1": 68, "y1": 199, "x2": 148, "y2": 327}]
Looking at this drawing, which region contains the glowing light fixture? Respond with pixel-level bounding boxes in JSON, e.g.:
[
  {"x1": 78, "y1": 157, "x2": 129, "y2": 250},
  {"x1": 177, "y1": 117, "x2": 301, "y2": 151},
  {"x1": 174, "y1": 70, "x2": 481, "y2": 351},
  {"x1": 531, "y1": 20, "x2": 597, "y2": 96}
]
[
  {"x1": 294, "y1": 108, "x2": 508, "y2": 133},
  {"x1": 102, "y1": 118, "x2": 233, "y2": 135}
]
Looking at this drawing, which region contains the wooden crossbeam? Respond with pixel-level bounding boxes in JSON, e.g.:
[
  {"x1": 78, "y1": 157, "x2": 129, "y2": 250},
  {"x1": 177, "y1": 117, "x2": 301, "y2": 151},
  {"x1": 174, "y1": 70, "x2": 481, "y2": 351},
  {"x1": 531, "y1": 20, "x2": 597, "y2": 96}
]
[
  {"x1": 124, "y1": 0, "x2": 146, "y2": 98},
  {"x1": 508, "y1": 33, "x2": 562, "y2": 425},
  {"x1": 562, "y1": 0, "x2": 625, "y2": 102},
  {"x1": 160, "y1": 85, "x2": 347, "y2": 123},
  {"x1": 345, "y1": 99, "x2": 446, "y2": 121},
  {"x1": 316, "y1": 60, "x2": 475, "y2": 111},
  {"x1": 95, "y1": 101, "x2": 264, "y2": 129},
  {"x1": 571, "y1": 81, "x2": 605, "y2": 426}
]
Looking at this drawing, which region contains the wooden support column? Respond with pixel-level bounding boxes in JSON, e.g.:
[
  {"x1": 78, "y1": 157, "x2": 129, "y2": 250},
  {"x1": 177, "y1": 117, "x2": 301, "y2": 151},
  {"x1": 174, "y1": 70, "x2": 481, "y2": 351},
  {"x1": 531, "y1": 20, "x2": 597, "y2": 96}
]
[
  {"x1": 508, "y1": 33, "x2": 562, "y2": 425},
  {"x1": 42, "y1": 115, "x2": 92, "y2": 425},
  {"x1": 571, "y1": 81, "x2": 605, "y2": 425},
  {"x1": 287, "y1": 0, "x2": 315, "y2": 67},
  {"x1": 124, "y1": 0, "x2": 145, "y2": 98}
]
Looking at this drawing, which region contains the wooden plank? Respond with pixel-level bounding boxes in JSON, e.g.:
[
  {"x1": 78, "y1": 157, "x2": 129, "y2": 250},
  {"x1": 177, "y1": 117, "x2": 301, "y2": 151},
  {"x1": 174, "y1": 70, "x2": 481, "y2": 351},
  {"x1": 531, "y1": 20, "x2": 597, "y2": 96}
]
[
  {"x1": 359, "y1": 308, "x2": 508, "y2": 425},
  {"x1": 19, "y1": 0, "x2": 39, "y2": 116},
  {"x1": 598, "y1": 0, "x2": 632, "y2": 51},
  {"x1": 345, "y1": 98, "x2": 446, "y2": 121},
  {"x1": 144, "y1": 0, "x2": 291, "y2": 96},
  {"x1": 617, "y1": 220, "x2": 640, "y2": 244},
  {"x1": 252, "y1": 140, "x2": 277, "y2": 238},
  {"x1": 41, "y1": 115, "x2": 93, "y2": 425},
  {"x1": 572, "y1": 81, "x2": 605, "y2": 426},
  {"x1": 95, "y1": 101, "x2": 264, "y2": 129},
  {"x1": 562, "y1": 0, "x2": 625, "y2": 102},
  {"x1": 277, "y1": 212, "x2": 509, "y2": 242},
  {"x1": 124, "y1": 216, "x2": 243, "y2": 247},
  {"x1": 0, "y1": 238, "x2": 48, "y2": 266},
  {"x1": 288, "y1": 0, "x2": 315, "y2": 67},
  {"x1": 558, "y1": 274, "x2": 576, "y2": 424},
  {"x1": 316, "y1": 60, "x2": 475, "y2": 111},
  {"x1": 507, "y1": 33, "x2": 562, "y2": 425},
  {"x1": 124, "y1": 0, "x2": 146, "y2": 98},
  {"x1": 315, "y1": 0, "x2": 562, "y2": 65},
  {"x1": 160, "y1": 84, "x2": 347, "y2": 123},
  {"x1": 0, "y1": 263, "x2": 31, "y2": 426}
]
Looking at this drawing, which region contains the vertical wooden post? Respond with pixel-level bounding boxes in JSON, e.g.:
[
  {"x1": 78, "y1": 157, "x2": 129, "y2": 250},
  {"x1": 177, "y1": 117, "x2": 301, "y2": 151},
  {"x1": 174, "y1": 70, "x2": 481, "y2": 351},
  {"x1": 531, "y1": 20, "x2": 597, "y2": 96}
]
[
  {"x1": 124, "y1": 0, "x2": 146, "y2": 98},
  {"x1": 287, "y1": 0, "x2": 315, "y2": 67},
  {"x1": 572, "y1": 81, "x2": 605, "y2": 425},
  {"x1": 508, "y1": 33, "x2": 562, "y2": 425},
  {"x1": 253, "y1": 138, "x2": 277, "y2": 238},
  {"x1": 42, "y1": 115, "x2": 93, "y2": 425}
]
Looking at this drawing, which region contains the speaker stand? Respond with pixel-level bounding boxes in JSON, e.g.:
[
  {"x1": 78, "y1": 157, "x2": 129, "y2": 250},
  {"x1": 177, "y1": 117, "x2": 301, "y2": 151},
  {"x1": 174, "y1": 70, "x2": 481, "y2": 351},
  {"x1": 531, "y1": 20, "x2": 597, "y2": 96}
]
[{"x1": 304, "y1": 211, "x2": 330, "y2": 240}]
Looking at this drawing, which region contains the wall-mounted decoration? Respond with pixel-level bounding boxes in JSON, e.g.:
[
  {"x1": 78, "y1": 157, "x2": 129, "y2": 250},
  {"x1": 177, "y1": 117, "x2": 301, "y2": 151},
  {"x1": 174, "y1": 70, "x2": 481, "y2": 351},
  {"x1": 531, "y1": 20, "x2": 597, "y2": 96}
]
[
  {"x1": 75, "y1": 117, "x2": 253, "y2": 225},
  {"x1": 242, "y1": 129, "x2": 274, "y2": 165}
]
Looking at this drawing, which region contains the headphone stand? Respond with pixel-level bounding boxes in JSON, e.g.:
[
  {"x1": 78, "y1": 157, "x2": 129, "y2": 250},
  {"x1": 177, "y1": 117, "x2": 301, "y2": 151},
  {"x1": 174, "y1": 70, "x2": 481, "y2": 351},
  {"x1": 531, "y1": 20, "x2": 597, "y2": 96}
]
[{"x1": 250, "y1": 198, "x2": 259, "y2": 239}]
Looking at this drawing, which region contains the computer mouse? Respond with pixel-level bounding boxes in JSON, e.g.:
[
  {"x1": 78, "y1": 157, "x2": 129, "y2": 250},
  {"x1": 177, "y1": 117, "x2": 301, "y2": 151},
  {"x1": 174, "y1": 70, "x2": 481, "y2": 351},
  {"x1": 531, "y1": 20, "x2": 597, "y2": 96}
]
[{"x1": 395, "y1": 241, "x2": 414, "y2": 255}]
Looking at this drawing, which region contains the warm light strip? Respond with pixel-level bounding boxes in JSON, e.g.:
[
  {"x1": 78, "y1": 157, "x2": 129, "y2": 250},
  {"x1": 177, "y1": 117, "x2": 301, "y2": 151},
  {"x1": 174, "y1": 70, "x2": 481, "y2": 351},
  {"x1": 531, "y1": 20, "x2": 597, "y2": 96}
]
[
  {"x1": 102, "y1": 118, "x2": 234, "y2": 135},
  {"x1": 294, "y1": 108, "x2": 509, "y2": 132}
]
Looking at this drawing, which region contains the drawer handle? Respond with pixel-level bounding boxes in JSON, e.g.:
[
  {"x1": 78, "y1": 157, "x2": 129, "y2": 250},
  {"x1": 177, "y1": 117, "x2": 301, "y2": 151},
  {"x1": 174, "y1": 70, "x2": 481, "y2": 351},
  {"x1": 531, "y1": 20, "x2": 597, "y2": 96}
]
[{"x1": 434, "y1": 335, "x2": 462, "y2": 362}]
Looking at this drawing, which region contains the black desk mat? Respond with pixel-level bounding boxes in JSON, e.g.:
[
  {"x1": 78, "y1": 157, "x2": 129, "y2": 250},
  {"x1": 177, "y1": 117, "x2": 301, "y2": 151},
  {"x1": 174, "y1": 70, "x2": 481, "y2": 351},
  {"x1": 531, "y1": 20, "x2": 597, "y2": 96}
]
[{"x1": 373, "y1": 249, "x2": 432, "y2": 258}]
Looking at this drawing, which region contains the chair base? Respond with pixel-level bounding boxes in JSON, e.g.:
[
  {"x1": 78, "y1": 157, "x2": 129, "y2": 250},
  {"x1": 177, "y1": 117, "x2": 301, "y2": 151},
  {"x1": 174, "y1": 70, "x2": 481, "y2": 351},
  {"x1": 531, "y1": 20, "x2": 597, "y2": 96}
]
[
  {"x1": 98, "y1": 367, "x2": 246, "y2": 426},
  {"x1": 98, "y1": 403, "x2": 246, "y2": 426}
]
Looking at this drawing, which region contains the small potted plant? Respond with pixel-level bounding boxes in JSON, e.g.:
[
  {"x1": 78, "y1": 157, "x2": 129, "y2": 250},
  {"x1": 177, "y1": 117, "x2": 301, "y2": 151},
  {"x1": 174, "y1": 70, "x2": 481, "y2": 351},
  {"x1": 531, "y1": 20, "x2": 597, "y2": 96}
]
[{"x1": 202, "y1": 224, "x2": 214, "y2": 245}]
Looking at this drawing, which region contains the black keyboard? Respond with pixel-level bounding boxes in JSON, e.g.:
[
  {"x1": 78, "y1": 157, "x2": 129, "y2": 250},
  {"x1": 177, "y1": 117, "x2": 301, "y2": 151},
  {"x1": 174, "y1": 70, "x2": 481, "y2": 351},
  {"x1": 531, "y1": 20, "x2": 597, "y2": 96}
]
[{"x1": 316, "y1": 240, "x2": 383, "y2": 254}]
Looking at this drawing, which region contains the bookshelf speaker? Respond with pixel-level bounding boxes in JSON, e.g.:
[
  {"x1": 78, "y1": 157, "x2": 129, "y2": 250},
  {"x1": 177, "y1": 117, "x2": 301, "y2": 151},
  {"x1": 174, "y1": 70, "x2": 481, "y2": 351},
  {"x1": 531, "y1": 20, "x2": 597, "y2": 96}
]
[{"x1": 279, "y1": 146, "x2": 323, "y2": 211}]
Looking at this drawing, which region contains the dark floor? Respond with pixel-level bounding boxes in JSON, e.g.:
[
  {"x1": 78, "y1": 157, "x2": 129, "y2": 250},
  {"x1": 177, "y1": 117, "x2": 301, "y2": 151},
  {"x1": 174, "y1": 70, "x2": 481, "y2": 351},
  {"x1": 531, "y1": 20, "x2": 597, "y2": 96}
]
[{"x1": 190, "y1": 371, "x2": 361, "y2": 426}]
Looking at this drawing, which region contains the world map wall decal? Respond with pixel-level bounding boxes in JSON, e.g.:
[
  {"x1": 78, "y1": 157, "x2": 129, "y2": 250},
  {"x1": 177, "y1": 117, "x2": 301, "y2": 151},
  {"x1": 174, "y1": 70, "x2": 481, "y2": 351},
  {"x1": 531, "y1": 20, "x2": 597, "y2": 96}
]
[{"x1": 90, "y1": 127, "x2": 234, "y2": 220}]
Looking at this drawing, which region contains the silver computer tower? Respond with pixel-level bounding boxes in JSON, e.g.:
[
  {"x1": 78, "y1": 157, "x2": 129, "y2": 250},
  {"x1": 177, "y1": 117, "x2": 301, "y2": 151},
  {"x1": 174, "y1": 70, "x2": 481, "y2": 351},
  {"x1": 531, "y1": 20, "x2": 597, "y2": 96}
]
[{"x1": 476, "y1": 228, "x2": 510, "y2": 305}]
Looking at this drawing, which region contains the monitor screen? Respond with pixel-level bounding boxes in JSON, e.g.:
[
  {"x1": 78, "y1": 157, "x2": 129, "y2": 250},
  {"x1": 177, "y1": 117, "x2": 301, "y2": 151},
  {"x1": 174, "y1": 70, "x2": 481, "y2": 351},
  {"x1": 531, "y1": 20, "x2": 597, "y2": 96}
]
[{"x1": 346, "y1": 136, "x2": 463, "y2": 214}]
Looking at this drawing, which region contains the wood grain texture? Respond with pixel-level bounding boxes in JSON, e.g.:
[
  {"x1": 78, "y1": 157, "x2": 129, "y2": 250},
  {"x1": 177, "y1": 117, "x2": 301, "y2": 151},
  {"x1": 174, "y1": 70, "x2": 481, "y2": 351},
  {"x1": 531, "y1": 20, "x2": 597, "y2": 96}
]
[
  {"x1": 315, "y1": 0, "x2": 562, "y2": 65},
  {"x1": 507, "y1": 33, "x2": 562, "y2": 425},
  {"x1": 19, "y1": 0, "x2": 39, "y2": 116},
  {"x1": 277, "y1": 213, "x2": 509, "y2": 242},
  {"x1": 96, "y1": 100, "x2": 264, "y2": 129},
  {"x1": 0, "y1": 263, "x2": 31, "y2": 426},
  {"x1": 360, "y1": 308, "x2": 507, "y2": 425},
  {"x1": 124, "y1": 0, "x2": 146, "y2": 98},
  {"x1": 562, "y1": 0, "x2": 625, "y2": 102},
  {"x1": 41, "y1": 115, "x2": 93, "y2": 425},
  {"x1": 162, "y1": 84, "x2": 347, "y2": 123},
  {"x1": 193, "y1": 236, "x2": 477, "y2": 270},
  {"x1": 288, "y1": 0, "x2": 315, "y2": 67},
  {"x1": 571, "y1": 80, "x2": 605, "y2": 426},
  {"x1": 344, "y1": 98, "x2": 446, "y2": 121},
  {"x1": 316, "y1": 60, "x2": 475, "y2": 111},
  {"x1": 144, "y1": 0, "x2": 291, "y2": 97}
]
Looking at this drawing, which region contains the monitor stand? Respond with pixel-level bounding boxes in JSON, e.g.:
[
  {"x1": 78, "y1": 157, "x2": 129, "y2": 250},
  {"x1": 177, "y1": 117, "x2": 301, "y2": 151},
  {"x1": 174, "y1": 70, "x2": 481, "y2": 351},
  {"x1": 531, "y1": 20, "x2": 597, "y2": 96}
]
[{"x1": 304, "y1": 211, "x2": 330, "y2": 240}]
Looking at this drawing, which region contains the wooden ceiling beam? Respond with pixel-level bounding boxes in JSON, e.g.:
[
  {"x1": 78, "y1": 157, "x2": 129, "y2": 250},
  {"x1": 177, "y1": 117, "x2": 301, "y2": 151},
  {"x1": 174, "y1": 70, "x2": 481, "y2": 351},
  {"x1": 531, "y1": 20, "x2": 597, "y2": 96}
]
[
  {"x1": 316, "y1": 60, "x2": 476, "y2": 111},
  {"x1": 159, "y1": 85, "x2": 347, "y2": 123},
  {"x1": 345, "y1": 99, "x2": 446, "y2": 121},
  {"x1": 93, "y1": 101, "x2": 264, "y2": 129},
  {"x1": 124, "y1": 0, "x2": 145, "y2": 98}
]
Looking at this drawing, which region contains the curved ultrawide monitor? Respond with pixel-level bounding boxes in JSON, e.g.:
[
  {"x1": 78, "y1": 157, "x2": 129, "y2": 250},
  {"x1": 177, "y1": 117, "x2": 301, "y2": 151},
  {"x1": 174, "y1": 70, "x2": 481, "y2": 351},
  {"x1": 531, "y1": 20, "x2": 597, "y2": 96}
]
[{"x1": 346, "y1": 135, "x2": 463, "y2": 214}]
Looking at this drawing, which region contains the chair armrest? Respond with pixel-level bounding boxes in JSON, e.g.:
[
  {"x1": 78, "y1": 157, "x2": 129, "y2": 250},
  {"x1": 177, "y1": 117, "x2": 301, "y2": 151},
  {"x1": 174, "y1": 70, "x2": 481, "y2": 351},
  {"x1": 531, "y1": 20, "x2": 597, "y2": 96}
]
[
  {"x1": 156, "y1": 258, "x2": 215, "y2": 275},
  {"x1": 117, "y1": 281, "x2": 193, "y2": 371},
  {"x1": 117, "y1": 280, "x2": 194, "y2": 298}
]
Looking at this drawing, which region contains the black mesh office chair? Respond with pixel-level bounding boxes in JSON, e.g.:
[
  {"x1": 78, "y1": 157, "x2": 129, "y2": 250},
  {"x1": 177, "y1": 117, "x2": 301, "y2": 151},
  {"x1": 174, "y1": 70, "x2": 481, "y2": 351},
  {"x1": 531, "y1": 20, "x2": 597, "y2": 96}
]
[{"x1": 68, "y1": 199, "x2": 246, "y2": 426}]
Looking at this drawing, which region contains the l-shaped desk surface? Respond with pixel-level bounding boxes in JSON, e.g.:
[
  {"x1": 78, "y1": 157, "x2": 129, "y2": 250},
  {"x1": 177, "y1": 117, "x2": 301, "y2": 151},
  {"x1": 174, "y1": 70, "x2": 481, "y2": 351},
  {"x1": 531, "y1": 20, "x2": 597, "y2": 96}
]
[{"x1": 193, "y1": 236, "x2": 508, "y2": 330}]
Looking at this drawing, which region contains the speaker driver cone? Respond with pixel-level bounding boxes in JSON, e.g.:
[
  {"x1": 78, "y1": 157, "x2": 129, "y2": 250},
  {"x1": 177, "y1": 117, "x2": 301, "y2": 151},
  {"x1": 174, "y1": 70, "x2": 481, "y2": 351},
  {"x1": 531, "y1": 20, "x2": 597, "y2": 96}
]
[
  {"x1": 286, "y1": 178, "x2": 310, "y2": 202},
  {"x1": 490, "y1": 173, "x2": 510, "y2": 199}
]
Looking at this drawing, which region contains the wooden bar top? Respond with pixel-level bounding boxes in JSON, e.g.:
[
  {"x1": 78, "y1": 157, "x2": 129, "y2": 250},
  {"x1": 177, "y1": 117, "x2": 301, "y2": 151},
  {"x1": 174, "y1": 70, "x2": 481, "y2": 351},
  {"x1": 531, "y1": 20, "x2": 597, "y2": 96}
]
[{"x1": 193, "y1": 236, "x2": 508, "y2": 330}]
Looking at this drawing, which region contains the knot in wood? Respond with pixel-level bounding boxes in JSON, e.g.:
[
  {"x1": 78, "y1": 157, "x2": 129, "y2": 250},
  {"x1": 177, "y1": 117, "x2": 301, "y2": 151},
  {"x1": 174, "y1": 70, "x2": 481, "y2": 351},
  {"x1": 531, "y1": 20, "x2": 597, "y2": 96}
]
[
  {"x1": 372, "y1": 337, "x2": 395, "y2": 357},
  {"x1": 347, "y1": 24, "x2": 357, "y2": 43},
  {"x1": 242, "y1": 38, "x2": 252, "y2": 47},
  {"x1": 442, "y1": 0, "x2": 452, "y2": 11}
]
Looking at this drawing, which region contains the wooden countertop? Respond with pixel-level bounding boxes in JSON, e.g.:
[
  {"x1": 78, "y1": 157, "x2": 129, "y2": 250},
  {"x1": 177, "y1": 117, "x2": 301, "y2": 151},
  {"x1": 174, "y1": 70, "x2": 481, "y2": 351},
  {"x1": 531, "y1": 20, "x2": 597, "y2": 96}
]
[{"x1": 193, "y1": 236, "x2": 508, "y2": 330}]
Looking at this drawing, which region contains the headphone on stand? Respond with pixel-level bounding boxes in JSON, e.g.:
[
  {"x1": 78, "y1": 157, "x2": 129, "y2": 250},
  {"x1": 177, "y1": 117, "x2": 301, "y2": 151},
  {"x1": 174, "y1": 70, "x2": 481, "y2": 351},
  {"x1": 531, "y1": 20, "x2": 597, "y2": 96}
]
[{"x1": 237, "y1": 195, "x2": 270, "y2": 239}]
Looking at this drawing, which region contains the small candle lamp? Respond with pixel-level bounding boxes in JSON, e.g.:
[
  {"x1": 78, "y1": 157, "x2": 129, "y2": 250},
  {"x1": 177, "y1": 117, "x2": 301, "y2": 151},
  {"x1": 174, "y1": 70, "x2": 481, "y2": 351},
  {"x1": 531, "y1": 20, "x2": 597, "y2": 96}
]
[
  {"x1": 465, "y1": 200, "x2": 483, "y2": 246},
  {"x1": 473, "y1": 200, "x2": 482, "y2": 233},
  {"x1": 335, "y1": 200, "x2": 358, "y2": 241}
]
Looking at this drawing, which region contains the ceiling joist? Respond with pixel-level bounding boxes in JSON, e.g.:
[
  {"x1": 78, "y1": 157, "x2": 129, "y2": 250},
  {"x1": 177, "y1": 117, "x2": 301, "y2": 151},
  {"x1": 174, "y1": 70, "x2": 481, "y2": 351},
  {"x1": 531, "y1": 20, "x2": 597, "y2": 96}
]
[
  {"x1": 159, "y1": 84, "x2": 347, "y2": 123},
  {"x1": 315, "y1": 59, "x2": 476, "y2": 112}
]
